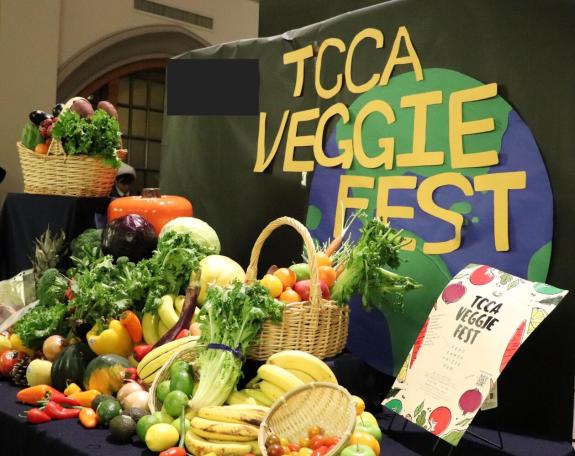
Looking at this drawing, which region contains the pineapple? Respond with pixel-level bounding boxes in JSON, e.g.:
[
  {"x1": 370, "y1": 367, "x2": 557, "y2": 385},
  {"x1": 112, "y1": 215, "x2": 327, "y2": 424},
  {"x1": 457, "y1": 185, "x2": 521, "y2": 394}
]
[{"x1": 30, "y1": 227, "x2": 67, "y2": 284}]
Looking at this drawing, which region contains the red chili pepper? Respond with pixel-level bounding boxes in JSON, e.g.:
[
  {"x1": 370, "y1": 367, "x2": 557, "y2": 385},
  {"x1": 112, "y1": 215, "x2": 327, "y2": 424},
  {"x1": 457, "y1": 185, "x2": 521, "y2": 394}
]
[
  {"x1": 26, "y1": 408, "x2": 52, "y2": 424},
  {"x1": 176, "y1": 329, "x2": 190, "y2": 339},
  {"x1": 124, "y1": 367, "x2": 138, "y2": 381},
  {"x1": 133, "y1": 344, "x2": 153, "y2": 362},
  {"x1": 159, "y1": 448, "x2": 186, "y2": 456},
  {"x1": 47, "y1": 392, "x2": 81, "y2": 407},
  {"x1": 44, "y1": 401, "x2": 81, "y2": 420}
]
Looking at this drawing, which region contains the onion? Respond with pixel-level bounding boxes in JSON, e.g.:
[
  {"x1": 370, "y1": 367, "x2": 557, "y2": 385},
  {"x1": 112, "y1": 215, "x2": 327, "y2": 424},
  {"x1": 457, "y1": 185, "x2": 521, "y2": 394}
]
[
  {"x1": 42, "y1": 335, "x2": 66, "y2": 361},
  {"x1": 122, "y1": 390, "x2": 150, "y2": 412},
  {"x1": 116, "y1": 381, "x2": 144, "y2": 406}
]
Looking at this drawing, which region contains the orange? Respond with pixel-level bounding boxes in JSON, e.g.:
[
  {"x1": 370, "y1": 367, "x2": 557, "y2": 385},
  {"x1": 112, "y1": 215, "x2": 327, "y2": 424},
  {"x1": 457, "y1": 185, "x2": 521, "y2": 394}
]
[
  {"x1": 315, "y1": 252, "x2": 332, "y2": 268},
  {"x1": 279, "y1": 287, "x2": 301, "y2": 304},
  {"x1": 34, "y1": 143, "x2": 49, "y2": 155},
  {"x1": 349, "y1": 432, "x2": 380, "y2": 456},
  {"x1": 318, "y1": 266, "x2": 337, "y2": 287},
  {"x1": 273, "y1": 268, "x2": 297, "y2": 289},
  {"x1": 352, "y1": 395, "x2": 366, "y2": 415},
  {"x1": 260, "y1": 274, "x2": 283, "y2": 298}
]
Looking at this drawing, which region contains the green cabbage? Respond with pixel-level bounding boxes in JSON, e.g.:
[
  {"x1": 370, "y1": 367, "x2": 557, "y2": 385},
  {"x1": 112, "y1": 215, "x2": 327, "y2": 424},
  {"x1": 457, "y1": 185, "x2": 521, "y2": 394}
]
[{"x1": 159, "y1": 217, "x2": 220, "y2": 254}]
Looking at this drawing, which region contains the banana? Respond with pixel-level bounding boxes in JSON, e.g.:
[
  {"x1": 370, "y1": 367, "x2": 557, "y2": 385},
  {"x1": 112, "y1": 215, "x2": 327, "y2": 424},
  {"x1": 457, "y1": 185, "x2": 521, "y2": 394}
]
[
  {"x1": 191, "y1": 417, "x2": 259, "y2": 441},
  {"x1": 185, "y1": 431, "x2": 252, "y2": 456},
  {"x1": 158, "y1": 294, "x2": 179, "y2": 327},
  {"x1": 158, "y1": 319, "x2": 169, "y2": 338},
  {"x1": 226, "y1": 391, "x2": 258, "y2": 406},
  {"x1": 258, "y1": 364, "x2": 304, "y2": 392},
  {"x1": 175, "y1": 294, "x2": 185, "y2": 315},
  {"x1": 142, "y1": 312, "x2": 160, "y2": 345},
  {"x1": 267, "y1": 350, "x2": 337, "y2": 384},
  {"x1": 137, "y1": 336, "x2": 198, "y2": 384},
  {"x1": 246, "y1": 375, "x2": 261, "y2": 389},
  {"x1": 208, "y1": 440, "x2": 261, "y2": 456},
  {"x1": 198, "y1": 404, "x2": 268, "y2": 426},
  {"x1": 242, "y1": 389, "x2": 273, "y2": 407},
  {"x1": 285, "y1": 368, "x2": 316, "y2": 384},
  {"x1": 258, "y1": 381, "x2": 285, "y2": 403}
]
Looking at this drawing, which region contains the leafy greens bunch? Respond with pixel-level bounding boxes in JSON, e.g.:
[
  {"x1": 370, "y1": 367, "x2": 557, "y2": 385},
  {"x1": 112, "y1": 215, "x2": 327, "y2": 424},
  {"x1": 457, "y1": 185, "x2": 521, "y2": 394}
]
[
  {"x1": 188, "y1": 281, "x2": 284, "y2": 412},
  {"x1": 330, "y1": 215, "x2": 421, "y2": 312}
]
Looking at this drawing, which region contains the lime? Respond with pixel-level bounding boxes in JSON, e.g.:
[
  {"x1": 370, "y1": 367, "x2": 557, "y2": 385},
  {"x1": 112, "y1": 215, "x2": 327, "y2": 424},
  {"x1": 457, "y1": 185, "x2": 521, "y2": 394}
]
[
  {"x1": 169, "y1": 360, "x2": 190, "y2": 378},
  {"x1": 163, "y1": 390, "x2": 189, "y2": 418},
  {"x1": 156, "y1": 379, "x2": 171, "y2": 403},
  {"x1": 170, "y1": 370, "x2": 193, "y2": 395},
  {"x1": 96, "y1": 399, "x2": 122, "y2": 426},
  {"x1": 136, "y1": 414, "x2": 159, "y2": 441}
]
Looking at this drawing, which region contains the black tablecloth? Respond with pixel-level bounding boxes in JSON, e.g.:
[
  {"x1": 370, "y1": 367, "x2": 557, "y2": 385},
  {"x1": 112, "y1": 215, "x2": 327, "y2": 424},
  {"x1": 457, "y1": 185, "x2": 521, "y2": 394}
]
[{"x1": 0, "y1": 193, "x2": 110, "y2": 280}]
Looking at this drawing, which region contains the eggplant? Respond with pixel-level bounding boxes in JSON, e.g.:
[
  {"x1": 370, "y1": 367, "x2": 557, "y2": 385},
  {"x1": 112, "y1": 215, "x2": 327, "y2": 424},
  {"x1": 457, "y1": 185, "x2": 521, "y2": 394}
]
[
  {"x1": 101, "y1": 214, "x2": 157, "y2": 263},
  {"x1": 52, "y1": 103, "x2": 64, "y2": 117},
  {"x1": 29, "y1": 110, "x2": 49, "y2": 126}
]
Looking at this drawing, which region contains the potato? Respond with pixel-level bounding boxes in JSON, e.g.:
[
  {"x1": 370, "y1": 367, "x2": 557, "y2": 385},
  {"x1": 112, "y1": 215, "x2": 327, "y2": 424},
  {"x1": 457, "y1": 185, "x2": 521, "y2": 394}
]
[{"x1": 70, "y1": 99, "x2": 94, "y2": 118}]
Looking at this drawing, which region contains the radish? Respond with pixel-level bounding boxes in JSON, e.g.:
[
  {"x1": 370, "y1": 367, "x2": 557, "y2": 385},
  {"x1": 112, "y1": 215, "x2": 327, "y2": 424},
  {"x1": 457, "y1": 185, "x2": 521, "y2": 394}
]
[
  {"x1": 458, "y1": 388, "x2": 482, "y2": 414},
  {"x1": 441, "y1": 283, "x2": 466, "y2": 304}
]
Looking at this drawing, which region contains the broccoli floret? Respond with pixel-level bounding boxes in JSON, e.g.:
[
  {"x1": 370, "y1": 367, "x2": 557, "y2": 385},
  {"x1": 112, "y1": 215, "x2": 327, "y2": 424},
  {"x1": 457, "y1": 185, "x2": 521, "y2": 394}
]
[
  {"x1": 70, "y1": 228, "x2": 102, "y2": 260},
  {"x1": 36, "y1": 268, "x2": 68, "y2": 307}
]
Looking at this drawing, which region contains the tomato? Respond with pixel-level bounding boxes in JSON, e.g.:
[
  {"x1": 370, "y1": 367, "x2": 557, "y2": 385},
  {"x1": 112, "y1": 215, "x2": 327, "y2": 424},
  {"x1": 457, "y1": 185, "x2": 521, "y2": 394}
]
[
  {"x1": 288, "y1": 443, "x2": 301, "y2": 452},
  {"x1": 280, "y1": 437, "x2": 290, "y2": 447},
  {"x1": 261, "y1": 274, "x2": 284, "y2": 298},
  {"x1": 312, "y1": 445, "x2": 330, "y2": 456},
  {"x1": 318, "y1": 266, "x2": 337, "y2": 287},
  {"x1": 322, "y1": 436, "x2": 339, "y2": 447},
  {"x1": 308, "y1": 425, "x2": 324, "y2": 438},
  {"x1": 0, "y1": 350, "x2": 26, "y2": 376},
  {"x1": 274, "y1": 268, "x2": 297, "y2": 289},
  {"x1": 282, "y1": 446, "x2": 291, "y2": 454},
  {"x1": 268, "y1": 444, "x2": 285, "y2": 456},
  {"x1": 299, "y1": 437, "x2": 310, "y2": 448},
  {"x1": 279, "y1": 287, "x2": 301, "y2": 304},
  {"x1": 349, "y1": 432, "x2": 380, "y2": 456},
  {"x1": 309, "y1": 435, "x2": 325, "y2": 450},
  {"x1": 266, "y1": 435, "x2": 281, "y2": 448},
  {"x1": 315, "y1": 252, "x2": 332, "y2": 268}
]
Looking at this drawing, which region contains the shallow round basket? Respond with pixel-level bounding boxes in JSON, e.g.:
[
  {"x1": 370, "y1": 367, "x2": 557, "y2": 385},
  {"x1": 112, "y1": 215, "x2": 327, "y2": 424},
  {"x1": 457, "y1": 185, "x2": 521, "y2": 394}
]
[
  {"x1": 17, "y1": 139, "x2": 126, "y2": 197},
  {"x1": 259, "y1": 382, "x2": 356, "y2": 456},
  {"x1": 148, "y1": 344, "x2": 199, "y2": 413}
]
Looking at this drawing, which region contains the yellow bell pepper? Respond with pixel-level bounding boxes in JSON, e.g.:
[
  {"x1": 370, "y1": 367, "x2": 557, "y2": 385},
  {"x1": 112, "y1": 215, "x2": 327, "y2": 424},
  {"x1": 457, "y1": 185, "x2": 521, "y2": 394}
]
[
  {"x1": 64, "y1": 382, "x2": 82, "y2": 396},
  {"x1": 86, "y1": 319, "x2": 133, "y2": 358},
  {"x1": 9, "y1": 333, "x2": 35, "y2": 357}
]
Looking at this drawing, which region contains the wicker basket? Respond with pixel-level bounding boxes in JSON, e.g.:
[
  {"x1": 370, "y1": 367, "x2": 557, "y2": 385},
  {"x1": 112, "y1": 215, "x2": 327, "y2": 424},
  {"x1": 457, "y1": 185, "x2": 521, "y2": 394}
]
[
  {"x1": 17, "y1": 138, "x2": 126, "y2": 197},
  {"x1": 246, "y1": 217, "x2": 349, "y2": 361},
  {"x1": 259, "y1": 382, "x2": 356, "y2": 456},
  {"x1": 148, "y1": 344, "x2": 200, "y2": 414}
]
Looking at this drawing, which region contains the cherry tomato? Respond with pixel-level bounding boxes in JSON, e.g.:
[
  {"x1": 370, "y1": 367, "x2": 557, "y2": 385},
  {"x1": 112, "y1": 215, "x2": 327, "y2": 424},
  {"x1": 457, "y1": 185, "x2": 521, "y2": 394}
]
[
  {"x1": 288, "y1": 443, "x2": 301, "y2": 452},
  {"x1": 312, "y1": 445, "x2": 330, "y2": 456},
  {"x1": 268, "y1": 444, "x2": 285, "y2": 456},
  {"x1": 266, "y1": 436, "x2": 281, "y2": 448},
  {"x1": 280, "y1": 437, "x2": 290, "y2": 447},
  {"x1": 318, "y1": 266, "x2": 337, "y2": 287},
  {"x1": 274, "y1": 268, "x2": 297, "y2": 289},
  {"x1": 282, "y1": 446, "x2": 291, "y2": 455},
  {"x1": 279, "y1": 287, "x2": 301, "y2": 304},
  {"x1": 299, "y1": 437, "x2": 310, "y2": 448},
  {"x1": 261, "y1": 274, "x2": 284, "y2": 298},
  {"x1": 315, "y1": 252, "x2": 332, "y2": 268},
  {"x1": 308, "y1": 426, "x2": 324, "y2": 438},
  {"x1": 309, "y1": 435, "x2": 325, "y2": 450},
  {"x1": 322, "y1": 436, "x2": 339, "y2": 447}
]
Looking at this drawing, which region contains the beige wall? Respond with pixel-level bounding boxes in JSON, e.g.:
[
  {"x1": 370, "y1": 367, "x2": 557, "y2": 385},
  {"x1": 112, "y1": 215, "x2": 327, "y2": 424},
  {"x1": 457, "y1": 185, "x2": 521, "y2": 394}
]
[{"x1": 0, "y1": 0, "x2": 259, "y2": 204}]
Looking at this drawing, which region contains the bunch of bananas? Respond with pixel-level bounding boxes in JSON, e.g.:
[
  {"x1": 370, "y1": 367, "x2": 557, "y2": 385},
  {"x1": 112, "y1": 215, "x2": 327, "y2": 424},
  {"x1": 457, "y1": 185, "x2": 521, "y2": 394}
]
[
  {"x1": 185, "y1": 404, "x2": 268, "y2": 456},
  {"x1": 142, "y1": 294, "x2": 199, "y2": 344},
  {"x1": 231, "y1": 350, "x2": 338, "y2": 406}
]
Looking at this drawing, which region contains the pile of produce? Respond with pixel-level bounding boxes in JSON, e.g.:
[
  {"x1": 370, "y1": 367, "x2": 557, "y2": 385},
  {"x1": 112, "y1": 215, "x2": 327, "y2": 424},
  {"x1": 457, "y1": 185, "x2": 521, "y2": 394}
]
[{"x1": 2, "y1": 210, "x2": 410, "y2": 455}]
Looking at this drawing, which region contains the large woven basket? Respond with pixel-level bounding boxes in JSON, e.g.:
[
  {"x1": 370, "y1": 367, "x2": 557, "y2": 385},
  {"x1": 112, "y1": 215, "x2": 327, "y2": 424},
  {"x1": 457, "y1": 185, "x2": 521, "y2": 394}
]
[
  {"x1": 17, "y1": 138, "x2": 125, "y2": 197},
  {"x1": 259, "y1": 382, "x2": 356, "y2": 456},
  {"x1": 246, "y1": 217, "x2": 349, "y2": 360},
  {"x1": 148, "y1": 344, "x2": 200, "y2": 414}
]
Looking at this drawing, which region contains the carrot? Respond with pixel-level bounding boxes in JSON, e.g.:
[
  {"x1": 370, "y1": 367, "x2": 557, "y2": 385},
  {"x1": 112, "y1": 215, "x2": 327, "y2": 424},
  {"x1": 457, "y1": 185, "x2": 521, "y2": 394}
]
[
  {"x1": 500, "y1": 320, "x2": 526, "y2": 372},
  {"x1": 410, "y1": 318, "x2": 429, "y2": 369},
  {"x1": 325, "y1": 236, "x2": 343, "y2": 258},
  {"x1": 120, "y1": 310, "x2": 143, "y2": 344},
  {"x1": 335, "y1": 262, "x2": 346, "y2": 279}
]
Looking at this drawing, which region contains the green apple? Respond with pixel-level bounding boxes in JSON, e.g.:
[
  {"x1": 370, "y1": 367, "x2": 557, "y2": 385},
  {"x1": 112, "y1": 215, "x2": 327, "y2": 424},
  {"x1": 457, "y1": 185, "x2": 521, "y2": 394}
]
[
  {"x1": 340, "y1": 444, "x2": 376, "y2": 456},
  {"x1": 355, "y1": 421, "x2": 382, "y2": 441},
  {"x1": 358, "y1": 411, "x2": 378, "y2": 427}
]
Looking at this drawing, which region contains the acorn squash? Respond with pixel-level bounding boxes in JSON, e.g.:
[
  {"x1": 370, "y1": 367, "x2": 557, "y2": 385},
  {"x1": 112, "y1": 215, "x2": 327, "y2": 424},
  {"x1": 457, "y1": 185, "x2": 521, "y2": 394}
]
[{"x1": 51, "y1": 343, "x2": 95, "y2": 392}]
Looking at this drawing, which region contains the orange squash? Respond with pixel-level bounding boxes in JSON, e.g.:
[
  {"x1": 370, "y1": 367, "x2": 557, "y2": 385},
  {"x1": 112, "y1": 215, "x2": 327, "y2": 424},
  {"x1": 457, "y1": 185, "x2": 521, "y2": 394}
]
[{"x1": 108, "y1": 188, "x2": 192, "y2": 235}]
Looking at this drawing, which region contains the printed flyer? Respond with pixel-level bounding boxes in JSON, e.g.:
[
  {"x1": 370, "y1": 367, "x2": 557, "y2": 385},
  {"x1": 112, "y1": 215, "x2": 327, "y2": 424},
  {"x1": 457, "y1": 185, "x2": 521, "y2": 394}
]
[{"x1": 382, "y1": 263, "x2": 568, "y2": 446}]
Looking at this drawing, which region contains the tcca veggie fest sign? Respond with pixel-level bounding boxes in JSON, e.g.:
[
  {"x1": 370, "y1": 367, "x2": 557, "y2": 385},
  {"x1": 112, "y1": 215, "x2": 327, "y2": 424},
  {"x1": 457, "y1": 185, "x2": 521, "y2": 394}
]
[
  {"x1": 253, "y1": 26, "x2": 554, "y2": 374},
  {"x1": 382, "y1": 264, "x2": 567, "y2": 446}
]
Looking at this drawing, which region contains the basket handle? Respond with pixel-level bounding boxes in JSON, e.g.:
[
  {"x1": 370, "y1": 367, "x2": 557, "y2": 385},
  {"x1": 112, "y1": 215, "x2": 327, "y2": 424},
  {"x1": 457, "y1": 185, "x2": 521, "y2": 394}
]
[
  {"x1": 245, "y1": 217, "x2": 322, "y2": 311},
  {"x1": 47, "y1": 138, "x2": 65, "y2": 156}
]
